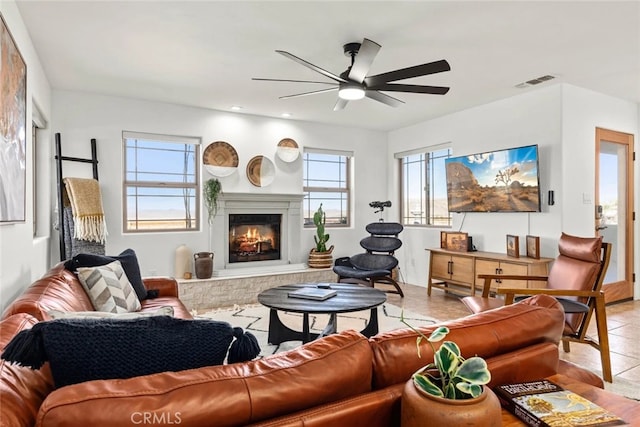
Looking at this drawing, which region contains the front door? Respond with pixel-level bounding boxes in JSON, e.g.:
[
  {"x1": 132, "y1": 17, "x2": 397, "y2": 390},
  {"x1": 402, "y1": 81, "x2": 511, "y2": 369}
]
[{"x1": 595, "y1": 127, "x2": 634, "y2": 303}]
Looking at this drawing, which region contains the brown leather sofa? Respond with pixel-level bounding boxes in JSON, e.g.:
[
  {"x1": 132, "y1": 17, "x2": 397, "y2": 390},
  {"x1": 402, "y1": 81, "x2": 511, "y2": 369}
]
[{"x1": 1, "y1": 263, "x2": 603, "y2": 427}]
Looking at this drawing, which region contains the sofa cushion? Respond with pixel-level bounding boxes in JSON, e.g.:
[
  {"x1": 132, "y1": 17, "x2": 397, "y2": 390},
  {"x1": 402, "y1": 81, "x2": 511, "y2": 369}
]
[
  {"x1": 47, "y1": 305, "x2": 174, "y2": 319},
  {"x1": 1, "y1": 316, "x2": 260, "y2": 388},
  {"x1": 76, "y1": 260, "x2": 142, "y2": 313},
  {"x1": 0, "y1": 314, "x2": 54, "y2": 427},
  {"x1": 35, "y1": 330, "x2": 372, "y2": 427},
  {"x1": 64, "y1": 248, "x2": 148, "y2": 301}
]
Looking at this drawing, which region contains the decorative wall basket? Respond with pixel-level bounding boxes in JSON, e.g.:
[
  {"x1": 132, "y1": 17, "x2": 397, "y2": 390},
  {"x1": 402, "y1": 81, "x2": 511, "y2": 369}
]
[
  {"x1": 401, "y1": 376, "x2": 501, "y2": 427},
  {"x1": 308, "y1": 245, "x2": 334, "y2": 269},
  {"x1": 246, "y1": 155, "x2": 275, "y2": 187},
  {"x1": 203, "y1": 141, "x2": 239, "y2": 177},
  {"x1": 276, "y1": 138, "x2": 300, "y2": 162}
]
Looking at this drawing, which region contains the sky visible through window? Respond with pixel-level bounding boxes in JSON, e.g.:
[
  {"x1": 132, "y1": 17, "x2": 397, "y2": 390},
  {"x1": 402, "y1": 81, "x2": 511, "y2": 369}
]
[{"x1": 124, "y1": 136, "x2": 197, "y2": 230}]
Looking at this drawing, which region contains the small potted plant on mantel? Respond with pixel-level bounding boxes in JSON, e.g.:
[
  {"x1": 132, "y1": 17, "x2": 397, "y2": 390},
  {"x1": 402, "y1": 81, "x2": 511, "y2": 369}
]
[
  {"x1": 398, "y1": 319, "x2": 501, "y2": 427},
  {"x1": 195, "y1": 178, "x2": 222, "y2": 279},
  {"x1": 308, "y1": 204, "x2": 334, "y2": 268}
]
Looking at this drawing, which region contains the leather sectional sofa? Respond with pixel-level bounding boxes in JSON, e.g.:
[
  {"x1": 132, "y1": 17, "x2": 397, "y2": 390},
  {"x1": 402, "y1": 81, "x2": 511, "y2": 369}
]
[{"x1": 1, "y1": 262, "x2": 603, "y2": 426}]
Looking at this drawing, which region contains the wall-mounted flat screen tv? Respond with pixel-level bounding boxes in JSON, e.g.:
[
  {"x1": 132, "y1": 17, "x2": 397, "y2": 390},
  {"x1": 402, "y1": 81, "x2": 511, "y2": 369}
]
[{"x1": 445, "y1": 144, "x2": 541, "y2": 213}]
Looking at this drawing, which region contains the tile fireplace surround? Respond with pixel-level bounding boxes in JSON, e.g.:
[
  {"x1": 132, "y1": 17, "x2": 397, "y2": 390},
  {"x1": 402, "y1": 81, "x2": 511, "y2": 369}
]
[{"x1": 177, "y1": 267, "x2": 335, "y2": 311}]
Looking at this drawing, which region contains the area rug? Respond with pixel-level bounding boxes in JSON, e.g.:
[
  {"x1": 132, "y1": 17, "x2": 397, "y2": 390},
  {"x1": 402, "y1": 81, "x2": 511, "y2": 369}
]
[{"x1": 195, "y1": 303, "x2": 438, "y2": 356}]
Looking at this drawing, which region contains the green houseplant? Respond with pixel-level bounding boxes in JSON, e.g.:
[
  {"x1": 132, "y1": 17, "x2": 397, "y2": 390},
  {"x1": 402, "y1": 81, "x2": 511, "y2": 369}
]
[
  {"x1": 203, "y1": 178, "x2": 222, "y2": 224},
  {"x1": 198, "y1": 178, "x2": 222, "y2": 279},
  {"x1": 308, "y1": 204, "x2": 333, "y2": 268},
  {"x1": 401, "y1": 323, "x2": 491, "y2": 399},
  {"x1": 398, "y1": 318, "x2": 500, "y2": 427},
  {"x1": 313, "y1": 203, "x2": 330, "y2": 252}
]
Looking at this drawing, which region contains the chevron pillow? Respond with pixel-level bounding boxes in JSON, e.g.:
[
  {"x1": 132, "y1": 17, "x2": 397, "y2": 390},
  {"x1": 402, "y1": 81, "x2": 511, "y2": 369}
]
[{"x1": 77, "y1": 260, "x2": 142, "y2": 313}]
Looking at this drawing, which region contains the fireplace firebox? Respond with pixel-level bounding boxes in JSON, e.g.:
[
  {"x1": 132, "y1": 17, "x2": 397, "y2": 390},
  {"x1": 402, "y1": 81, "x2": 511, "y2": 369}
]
[{"x1": 228, "y1": 214, "x2": 281, "y2": 263}]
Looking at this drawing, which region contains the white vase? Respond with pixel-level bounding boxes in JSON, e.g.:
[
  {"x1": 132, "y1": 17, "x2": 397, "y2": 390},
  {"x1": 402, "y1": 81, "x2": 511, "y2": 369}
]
[{"x1": 175, "y1": 244, "x2": 192, "y2": 279}]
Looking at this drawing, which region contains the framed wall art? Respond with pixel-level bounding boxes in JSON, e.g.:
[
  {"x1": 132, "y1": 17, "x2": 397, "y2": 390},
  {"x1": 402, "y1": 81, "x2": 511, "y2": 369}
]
[
  {"x1": 506, "y1": 235, "x2": 519, "y2": 258},
  {"x1": 0, "y1": 13, "x2": 27, "y2": 224},
  {"x1": 526, "y1": 235, "x2": 540, "y2": 259},
  {"x1": 443, "y1": 231, "x2": 468, "y2": 252}
]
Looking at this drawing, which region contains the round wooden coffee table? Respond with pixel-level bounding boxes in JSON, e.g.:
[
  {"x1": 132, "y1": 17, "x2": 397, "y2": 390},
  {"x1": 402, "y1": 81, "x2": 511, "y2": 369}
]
[{"x1": 257, "y1": 283, "x2": 387, "y2": 345}]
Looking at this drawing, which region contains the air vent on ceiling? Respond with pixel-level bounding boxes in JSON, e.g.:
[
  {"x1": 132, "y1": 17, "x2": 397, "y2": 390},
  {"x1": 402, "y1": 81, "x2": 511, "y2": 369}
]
[{"x1": 515, "y1": 74, "x2": 556, "y2": 89}]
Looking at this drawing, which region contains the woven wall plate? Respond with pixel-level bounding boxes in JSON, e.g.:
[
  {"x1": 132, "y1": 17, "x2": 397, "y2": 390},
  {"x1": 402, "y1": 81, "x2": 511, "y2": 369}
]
[
  {"x1": 276, "y1": 138, "x2": 300, "y2": 162},
  {"x1": 203, "y1": 141, "x2": 239, "y2": 177},
  {"x1": 246, "y1": 156, "x2": 275, "y2": 187}
]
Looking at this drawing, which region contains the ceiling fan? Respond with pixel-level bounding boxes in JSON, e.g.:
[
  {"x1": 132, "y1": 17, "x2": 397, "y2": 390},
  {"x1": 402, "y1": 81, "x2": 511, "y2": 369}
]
[{"x1": 253, "y1": 38, "x2": 450, "y2": 111}]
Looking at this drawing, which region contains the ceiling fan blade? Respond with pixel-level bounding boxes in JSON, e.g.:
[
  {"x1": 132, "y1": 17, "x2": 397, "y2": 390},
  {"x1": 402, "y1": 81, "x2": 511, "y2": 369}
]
[
  {"x1": 276, "y1": 50, "x2": 348, "y2": 83},
  {"x1": 279, "y1": 87, "x2": 338, "y2": 100},
  {"x1": 365, "y1": 90, "x2": 405, "y2": 107},
  {"x1": 364, "y1": 59, "x2": 451, "y2": 86},
  {"x1": 367, "y1": 83, "x2": 450, "y2": 95},
  {"x1": 253, "y1": 78, "x2": 338, "y2": 85},
  {"x1": 333, "y1": 98, "x2": 349, "y2": 111},
  {"x1": 348, "y1": 38, "x2": 381, "y2": 83}
]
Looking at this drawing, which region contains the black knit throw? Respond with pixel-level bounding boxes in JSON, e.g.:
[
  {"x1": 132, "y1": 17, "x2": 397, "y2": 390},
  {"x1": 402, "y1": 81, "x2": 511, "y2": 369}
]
[{"x1": 1, "y1": 316, "x2": 260, "y2": 388}]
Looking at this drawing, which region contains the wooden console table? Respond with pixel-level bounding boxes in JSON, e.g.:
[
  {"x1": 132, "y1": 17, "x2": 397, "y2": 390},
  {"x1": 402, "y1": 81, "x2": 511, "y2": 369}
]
[{"x1": 426, "y1": 248, "x2": 553, "y2": 297}]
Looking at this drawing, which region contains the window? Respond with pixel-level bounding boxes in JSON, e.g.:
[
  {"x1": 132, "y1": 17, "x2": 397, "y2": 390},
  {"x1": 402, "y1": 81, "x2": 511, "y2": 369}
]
[
  {"x1": 123, "y1": 131, "x2": 200, "y2": 232},
  {"x1": 303, "y1": 148, "x2": 352, "y2": 227},
  {"x1": 397, "y1": 145, "x2": 452, "y2": 227}
]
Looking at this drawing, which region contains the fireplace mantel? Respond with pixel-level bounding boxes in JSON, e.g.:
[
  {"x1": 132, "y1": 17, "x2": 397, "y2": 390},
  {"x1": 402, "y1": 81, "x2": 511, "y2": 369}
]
[{"x1": 216, "y1": 193, "x2": 305, "y2": 272}]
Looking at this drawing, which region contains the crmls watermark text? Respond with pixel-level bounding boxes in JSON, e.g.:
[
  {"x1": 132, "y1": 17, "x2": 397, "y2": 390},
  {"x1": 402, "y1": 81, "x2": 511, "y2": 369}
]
[{"x1": 130, "y1": 412, "x2": 182, "y2": 425}]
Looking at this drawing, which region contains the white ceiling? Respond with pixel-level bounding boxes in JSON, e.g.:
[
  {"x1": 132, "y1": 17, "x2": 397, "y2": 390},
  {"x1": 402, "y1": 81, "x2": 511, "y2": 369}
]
[{"x1": 16, "y1": 1, "x2": 640, "y2": 132}]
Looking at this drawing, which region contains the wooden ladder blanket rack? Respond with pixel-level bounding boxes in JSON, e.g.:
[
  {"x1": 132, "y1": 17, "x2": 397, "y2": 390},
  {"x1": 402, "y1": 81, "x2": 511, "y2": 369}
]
[{"x1": 54, "y1": 132, "x2": 99, "y2": 262}]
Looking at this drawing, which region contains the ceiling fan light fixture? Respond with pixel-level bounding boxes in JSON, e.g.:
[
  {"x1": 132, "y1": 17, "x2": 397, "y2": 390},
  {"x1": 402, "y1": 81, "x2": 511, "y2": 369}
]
[{"x1": 338, "y1": 84, "x2": 365, "y2": 100}]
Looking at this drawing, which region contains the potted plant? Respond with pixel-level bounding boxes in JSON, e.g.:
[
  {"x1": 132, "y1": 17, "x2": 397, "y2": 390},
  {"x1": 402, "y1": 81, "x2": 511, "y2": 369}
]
[
  {"x1": 197, "y1": 178, "x2": 222, "y2": 279},
  {"x1": 399, "y1": 320, "x2": 501, "y2": 427},
  {"x1": 308, "y1": 204, "x2": 334, "y2": 268}
]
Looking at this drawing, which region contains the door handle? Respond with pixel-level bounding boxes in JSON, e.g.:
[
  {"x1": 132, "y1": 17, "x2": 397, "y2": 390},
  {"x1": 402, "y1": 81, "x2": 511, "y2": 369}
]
[{"x1": 596, "y1": 225, "x2": 608, "y2": 231}]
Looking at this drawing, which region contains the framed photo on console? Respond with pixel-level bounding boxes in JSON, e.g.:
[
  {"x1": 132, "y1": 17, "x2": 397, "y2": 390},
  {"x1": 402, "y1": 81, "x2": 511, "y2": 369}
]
[
  {"x1": 444, "y1": 232, "x2": 468, "y2": 252},
  {"x1": 526, "y1": 235, "x2": 540, "y2": 259},
  {"x1": 506, "y1": 235, "x2": 519, "y2": 258}
]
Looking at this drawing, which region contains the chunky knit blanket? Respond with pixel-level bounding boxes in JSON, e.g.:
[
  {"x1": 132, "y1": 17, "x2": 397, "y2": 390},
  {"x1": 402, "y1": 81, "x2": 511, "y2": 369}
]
[
  {"x1": 63, "y1": 177, "x2": 108, "y2": 243},
  {"x1": 1, "y1": 316, "x2": 260, "y2": 388}
]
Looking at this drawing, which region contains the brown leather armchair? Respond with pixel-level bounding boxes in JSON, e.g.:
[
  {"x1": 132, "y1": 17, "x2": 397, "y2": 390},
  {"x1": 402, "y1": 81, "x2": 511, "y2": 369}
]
[{"x1": 461, "y1": 233, "x2": 613, "y2": 382}]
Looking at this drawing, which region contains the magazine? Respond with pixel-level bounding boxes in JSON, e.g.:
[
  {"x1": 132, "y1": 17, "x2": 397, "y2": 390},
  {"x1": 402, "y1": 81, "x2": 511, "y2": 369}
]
[
  {"x1": 494, "y1": 379, "x2": 626, "y2": 427},
  {"x1": 287, "y1": 287, "x2": 337, "y2": 301}
]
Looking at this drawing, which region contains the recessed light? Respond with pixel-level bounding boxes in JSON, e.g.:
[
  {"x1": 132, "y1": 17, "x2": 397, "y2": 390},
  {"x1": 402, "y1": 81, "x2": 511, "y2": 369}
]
[
  {"x1": 230, "y1": 106, "x2": 243, "y2": 111},
  {"x1": 281, "y1": 112, "x2": 292, "y2": 118}
]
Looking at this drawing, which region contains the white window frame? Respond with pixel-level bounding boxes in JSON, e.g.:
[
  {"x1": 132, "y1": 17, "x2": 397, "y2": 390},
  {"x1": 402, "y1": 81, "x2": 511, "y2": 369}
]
[
  {"x1": 396, "y1": 144, "x2": 452, "y2": 227},
  {"x1": 302, "y1": 147, "x2": 352, "y2": 228},
  {"x1": 123, "y1": 131, "x2": 200, "y2": 233}
]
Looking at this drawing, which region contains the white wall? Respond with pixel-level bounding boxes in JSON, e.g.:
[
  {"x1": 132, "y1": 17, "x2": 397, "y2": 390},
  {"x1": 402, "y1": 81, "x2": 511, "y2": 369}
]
[
  {"x1": 561, "y1": 84, "x2": 639, "y2": 296},
  {"x1": 387, "y1": 83, "x2": 639, "y2": 291},
  {"x1": 52, "y1": 90, "x2": 387, "y2": 277},
  {"x1": 387, "y1": 85, "x2": 564, "y2": 286},
  {"x1": 0, "y1": 1, "x2": 52, "y2": 312}
]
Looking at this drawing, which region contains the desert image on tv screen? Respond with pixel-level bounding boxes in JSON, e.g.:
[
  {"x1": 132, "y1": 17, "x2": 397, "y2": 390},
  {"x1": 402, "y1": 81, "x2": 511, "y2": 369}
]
[{"x1": 445, "y1": 145, "x2": 541, "y2": 212}]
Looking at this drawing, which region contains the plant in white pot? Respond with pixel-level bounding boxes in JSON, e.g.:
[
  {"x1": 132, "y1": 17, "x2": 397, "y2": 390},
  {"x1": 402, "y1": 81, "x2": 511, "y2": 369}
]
[
  {"x1": 197, "y1": 178, "x2": 222, "y2": 279},
  {"x1": 399, "y1": 320, "x2": 501, "y2": 427}
]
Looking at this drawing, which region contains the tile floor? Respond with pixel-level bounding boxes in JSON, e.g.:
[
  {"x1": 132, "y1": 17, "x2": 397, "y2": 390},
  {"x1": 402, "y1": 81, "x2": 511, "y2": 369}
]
[{"x1": 386, "y1": 283, "x2": 640, "y2": 384}]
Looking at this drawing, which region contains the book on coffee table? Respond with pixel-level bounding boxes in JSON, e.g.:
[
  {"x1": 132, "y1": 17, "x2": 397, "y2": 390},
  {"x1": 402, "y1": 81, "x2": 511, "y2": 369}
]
[
  {"x1": 288, "y1": 287, "x2": 337, "y2": 301},
  {"x1": 495, "y1": 379, "x2": 626, "y2": 427}
]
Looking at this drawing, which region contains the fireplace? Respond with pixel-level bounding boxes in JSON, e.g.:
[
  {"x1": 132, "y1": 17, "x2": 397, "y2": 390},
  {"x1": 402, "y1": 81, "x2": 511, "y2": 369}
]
[
  {"x1": 229, "y1": 214, "x2": 281, "y2": 263},
  {"x1": 214, "y1": 192, "x2": 305, "y2": 274}
]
